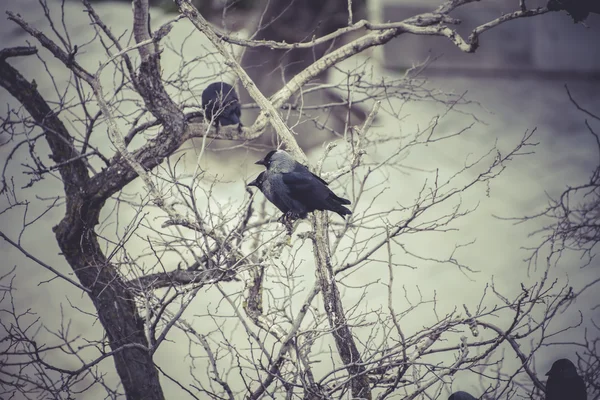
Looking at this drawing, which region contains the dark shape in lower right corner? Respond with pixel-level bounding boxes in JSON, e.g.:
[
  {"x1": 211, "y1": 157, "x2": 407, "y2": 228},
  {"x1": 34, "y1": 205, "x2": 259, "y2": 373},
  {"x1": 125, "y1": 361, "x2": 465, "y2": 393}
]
[
  {"x1": 545, "y1": 358, "x2": 587, "y2": 400},
  {"x1": 449, "y1": 391, "x2": 477, "y2": 400}
]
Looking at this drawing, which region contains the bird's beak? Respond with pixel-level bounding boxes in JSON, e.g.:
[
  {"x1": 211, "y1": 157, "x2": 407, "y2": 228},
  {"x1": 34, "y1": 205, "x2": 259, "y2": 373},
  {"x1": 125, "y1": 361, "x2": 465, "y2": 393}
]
[
  {"x1": 247, "y1": 178, "x2": 258, "y2": 187},
  {"x1": 545, "y1": 370, "x2": 550, "y2": 376},
  {"x1": 254, "y1": 159, "x2": 266, "y2": 166}
]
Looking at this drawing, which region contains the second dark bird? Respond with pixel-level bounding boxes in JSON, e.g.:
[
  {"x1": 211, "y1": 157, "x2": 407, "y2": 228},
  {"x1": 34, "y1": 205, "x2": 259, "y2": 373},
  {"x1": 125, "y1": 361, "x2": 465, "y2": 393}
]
[
  {"x1": 248, "y1": 150, "x2": 352, "y2": 219},
  {"x1": 545, "y1": 358, "x2": 587, "y2": 400},
  {"x1": 201, "y1": 82, "x2": 242, "y2": 128},
  {"x1": 449, "y1": 391, "x2": 477, "y2": 400}
]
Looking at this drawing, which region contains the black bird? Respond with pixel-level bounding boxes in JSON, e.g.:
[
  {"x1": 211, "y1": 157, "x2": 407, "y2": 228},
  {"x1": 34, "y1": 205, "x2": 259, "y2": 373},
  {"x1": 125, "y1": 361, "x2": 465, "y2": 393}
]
[
  {"x1": 449, "y1": 391, "x2": 477, "y2": 400},
  {"x1": 248, "y1": 150, "x2": 352, "y2": 219},
  {"x1": 201, "y1": 82, "x2": 242, "y2": 127},
  {"x1": 545, "y1": 358, "x2": 587, "y2": 400}
]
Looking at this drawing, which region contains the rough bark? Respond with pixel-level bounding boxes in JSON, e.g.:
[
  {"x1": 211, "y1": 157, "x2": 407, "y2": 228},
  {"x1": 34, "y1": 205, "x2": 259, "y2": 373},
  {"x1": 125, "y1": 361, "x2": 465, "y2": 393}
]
[{"x1": 312, "y1": 213, "x2": 371, "y2": 399}]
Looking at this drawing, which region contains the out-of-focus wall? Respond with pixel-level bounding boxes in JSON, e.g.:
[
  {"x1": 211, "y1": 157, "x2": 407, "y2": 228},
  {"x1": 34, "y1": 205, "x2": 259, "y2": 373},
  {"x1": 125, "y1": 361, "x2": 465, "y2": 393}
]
[{"x1": 375, "y1": 0, "x2": 600, "y2": 75}]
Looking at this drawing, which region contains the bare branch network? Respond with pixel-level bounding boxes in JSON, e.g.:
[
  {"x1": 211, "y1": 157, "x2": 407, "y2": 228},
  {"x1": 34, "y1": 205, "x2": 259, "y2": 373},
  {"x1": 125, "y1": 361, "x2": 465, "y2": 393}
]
[{"x1": 0, "y1": 0, "x2": 597, "y2": 399}]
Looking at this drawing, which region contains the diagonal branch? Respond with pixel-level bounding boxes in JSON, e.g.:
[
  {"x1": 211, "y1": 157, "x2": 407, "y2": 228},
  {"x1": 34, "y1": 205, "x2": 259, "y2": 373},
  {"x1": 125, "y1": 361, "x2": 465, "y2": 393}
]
[
  {"x1": 7, "y1": 11, "x2": 94, "y2": 83},
  {"x1": 0, "y1": 49, "x2": 89, "y2": 199},
  {"x1": 174, "y1": 0, "x2": 307, "y2": 163},
  {"x1": 0, "y1": 230, "x2": 89, "y2": 292}
]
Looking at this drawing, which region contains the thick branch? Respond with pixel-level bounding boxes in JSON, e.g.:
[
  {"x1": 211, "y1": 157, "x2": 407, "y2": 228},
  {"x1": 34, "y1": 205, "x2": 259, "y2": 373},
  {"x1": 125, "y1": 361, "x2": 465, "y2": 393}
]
[
  {"x1": 312, "y1": 213, "x2": 371, "y2": 399},
  {"x1": 126, "y1": 267, "x2": 236, "y2": 290},
  {"x1": 243, "y1": 264, "x2": 288, "y2": 340},
  {"x1": 131, "y1": 0, "x2": 154, "y2": 61},
  {"x1": 215, "y1": 13, "x2": 453, "y2": 50},
  {"x1": 131, "y1": 0, "x2": 186, "y2": 134},
  {"x1": 0, "y1": 46, "x2": 37, "y2": 60}
]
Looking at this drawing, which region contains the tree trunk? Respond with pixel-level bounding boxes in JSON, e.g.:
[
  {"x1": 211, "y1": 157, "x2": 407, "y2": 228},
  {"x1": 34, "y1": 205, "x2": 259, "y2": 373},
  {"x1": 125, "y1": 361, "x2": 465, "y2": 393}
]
[{"x1": 0, "y1": 54, "x2": 165, "y2": 400}]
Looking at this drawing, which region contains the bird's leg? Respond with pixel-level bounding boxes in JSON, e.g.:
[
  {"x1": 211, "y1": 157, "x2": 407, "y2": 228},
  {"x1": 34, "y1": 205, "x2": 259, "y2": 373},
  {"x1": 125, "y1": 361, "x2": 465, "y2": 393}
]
[
  {"x1": 284, "y1": 219, "x2": 294, "y2": 237},
  {"x1": 277, "y1": 213, "x2": 288, "y2": 224},
  {"x1": 278, "y1": 212, "x2": 296, "y2": 238}
]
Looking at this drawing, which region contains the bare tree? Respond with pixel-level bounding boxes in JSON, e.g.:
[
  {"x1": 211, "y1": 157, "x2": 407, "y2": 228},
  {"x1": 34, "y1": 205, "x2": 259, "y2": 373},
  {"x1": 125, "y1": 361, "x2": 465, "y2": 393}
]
[
  {"x1": 0, "y1": 0, "x2": 597, "y2": 399},
  {"x1": 525, "y1": 86, "x2": 600, "y2": 270},
  {"x1": 236, "y1": 0, "x2": 370, "y2": 150}
]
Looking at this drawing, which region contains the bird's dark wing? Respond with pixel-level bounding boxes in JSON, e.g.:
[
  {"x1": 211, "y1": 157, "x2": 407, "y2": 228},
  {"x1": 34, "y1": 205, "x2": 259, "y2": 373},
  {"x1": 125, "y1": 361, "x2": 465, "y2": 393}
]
[
  {"x1": 202, "y1": 83, "x2": 222, "y2": 109},
  {"x1": 267, "y1": 189, "x2": 291, "y2": 214},
  {"x1": 260, "y1": 175, "x2": 308, "y2": 218},
  {"x1": 282, "y1": 172, "x2": 324, "y2": 198},
  {"x1": 310, "y1": 171, "x2": 328, "y2": 186},
  {"x1": 202, "y1": 83, "x2": 241, "y2": 125},
  {"x1": 291, "y1": 162, "x2": 329, "y2": 186},
  {"x1": 219, "y1": 100, "x2": 241, "y2": 125},
  {"x1": 282, "y1": 172, "x2": 351, "y2": 217}
]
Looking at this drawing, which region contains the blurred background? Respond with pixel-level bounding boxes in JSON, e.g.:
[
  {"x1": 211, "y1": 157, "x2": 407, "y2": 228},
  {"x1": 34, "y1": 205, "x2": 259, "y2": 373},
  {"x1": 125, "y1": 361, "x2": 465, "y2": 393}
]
[{"x1": 0, "y1": 0, "x2": 599, "y2": 398}]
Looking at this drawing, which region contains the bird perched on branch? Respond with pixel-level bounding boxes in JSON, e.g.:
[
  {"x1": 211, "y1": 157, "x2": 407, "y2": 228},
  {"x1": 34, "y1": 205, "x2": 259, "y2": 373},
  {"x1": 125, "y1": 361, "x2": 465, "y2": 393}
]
[
  {"x1": 201, "y1": 82, "x2": 242, "y2": 129},
  {"x1": 449, "y1": 391, "x2": 477, "y2": 400},
  {"x1": 545, "y1": 358, "x2": 587, "y2": 400},
  {"x1": 248, "y1": 150, "x2": 352, "y2": 221}
]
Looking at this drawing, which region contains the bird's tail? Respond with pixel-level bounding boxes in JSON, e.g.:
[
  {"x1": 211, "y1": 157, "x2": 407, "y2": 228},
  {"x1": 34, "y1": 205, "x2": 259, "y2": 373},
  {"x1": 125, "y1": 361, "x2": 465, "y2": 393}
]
[
  {"x1": 330, "y1": 193, "x2": 351, "y2": 205},
  {"x1": 333, "y1": 204, "x2": 352, "y2": 218},
  {"x1": 327, "y1": 196, "x2": 352, "y2": 218},
  {"x1": 219, "y1": 114, "x2": 241, "y2": 126}
]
